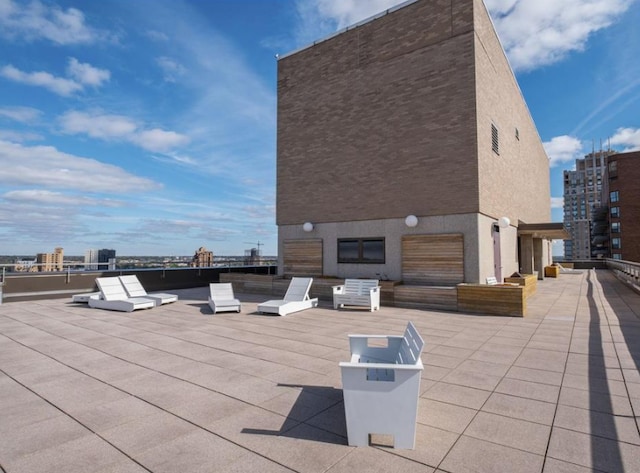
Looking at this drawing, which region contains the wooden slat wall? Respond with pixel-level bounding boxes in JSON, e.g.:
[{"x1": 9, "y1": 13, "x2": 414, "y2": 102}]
[
  {"x1": 402, "y1": 234, "x2": 464, "y2": 285},
  {"x1": 283, "y1": 239, "x2": 323, "y2": 277}
]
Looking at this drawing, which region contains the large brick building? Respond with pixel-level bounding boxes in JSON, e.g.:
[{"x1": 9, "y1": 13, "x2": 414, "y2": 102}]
[
  {"x1": 607, "y1": 151, "x2": 640, "y2": 262},
  {"x1": 276, "y1": 0, "x2": 563, "y2": 284}
]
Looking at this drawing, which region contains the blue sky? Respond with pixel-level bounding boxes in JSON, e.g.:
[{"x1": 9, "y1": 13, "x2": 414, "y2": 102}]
[{"x1": 0, "y1": 0, "x2": 639, "y2": 256}]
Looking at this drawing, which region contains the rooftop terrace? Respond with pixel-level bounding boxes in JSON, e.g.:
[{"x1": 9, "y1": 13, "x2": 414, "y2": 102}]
[{"x1": 1, "y1": 269, "x2": 639, "y2": 472}]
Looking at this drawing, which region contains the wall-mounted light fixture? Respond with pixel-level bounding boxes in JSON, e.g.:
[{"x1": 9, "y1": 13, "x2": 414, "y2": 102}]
[
  {"x1": 303, "y1": 222, "x2": 314, "y2": 232},
  {"x1": 405, "y1": 215, "x2": 418, "y2": 227},
  {"x1": 498, "y1": 217, "x2": 510, "y2": 229}
]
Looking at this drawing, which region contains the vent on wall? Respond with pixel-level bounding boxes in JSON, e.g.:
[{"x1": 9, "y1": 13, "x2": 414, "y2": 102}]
[{"x1": 491, "y1": 124, "x2": 499, "y2": 155}]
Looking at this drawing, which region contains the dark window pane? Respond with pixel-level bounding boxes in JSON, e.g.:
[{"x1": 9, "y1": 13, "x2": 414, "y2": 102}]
[
  {"x1": 338, "y1": 240, "x2": 359, "y2": 262},
  {"x1": 362, "y1": 239, "x2": 385, "y2": 262}
]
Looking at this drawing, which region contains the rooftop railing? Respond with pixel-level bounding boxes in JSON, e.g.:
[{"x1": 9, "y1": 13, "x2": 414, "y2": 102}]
[{"x1": 606, "y1": 258, "x2": 640, "y2": 293}]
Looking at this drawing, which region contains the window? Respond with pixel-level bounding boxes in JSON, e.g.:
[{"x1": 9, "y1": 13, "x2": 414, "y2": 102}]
[
  {"x1": 613, "y1": 254, "x2": 622, "y2": 260},
  {"x1": 609, "y1": 160, "x2": 618, "y2": 177},
  {"x1": 610, "y1": 190, "x2": 619, "y2": 203},
  {"x1": 611, "y1": 207, "x2": 620, "y2": 218},
  {"x1": 338, "y1": 238, "x2": 385, "y2": 263},
  {"x1": 491, "y1": 124, "x2": 499, "y2": 155},
  {"x1": 612, "y1": 238, "x2": 621, "y2": 249},
  {"x1": 611, "y1": 222, "x2": 621, "y2": 233}
]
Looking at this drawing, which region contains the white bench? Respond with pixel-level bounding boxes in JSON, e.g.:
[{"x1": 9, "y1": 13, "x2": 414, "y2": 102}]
[
  {"x1": 339, "y1": 322, "x2": 424, "y2": 448},
  {"x1": 486, "y1": 276, "x2": 498, "y2": 285},
  {"x1": 333, "y1": 279, "x2": 380, "y2": 311}
]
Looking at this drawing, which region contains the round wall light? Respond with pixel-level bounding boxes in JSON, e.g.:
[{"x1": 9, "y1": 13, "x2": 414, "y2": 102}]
[
  {"x1": 498, "y1": 216, "x2": 511, "y2": 229},
  {"x1": 405, "y1": 215, "x2": 418, "y2": 227},
  {"x1": 303, "y1": 222, "x2": 314, "y2": 232}
]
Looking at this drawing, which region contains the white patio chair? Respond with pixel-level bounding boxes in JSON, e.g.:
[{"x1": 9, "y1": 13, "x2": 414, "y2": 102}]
[
  {"x1": 118, "y1": 275, "x2": 178, "y2": 306},
  {"x1": 257, "y1": 277, "x2": 318, "y2": 316},
  {"x1": 88, "y1": 277, "x2": 155, "y2": 312},
  {"x1": 208, "y1": 283, "x2": 241, "y2": 314}
]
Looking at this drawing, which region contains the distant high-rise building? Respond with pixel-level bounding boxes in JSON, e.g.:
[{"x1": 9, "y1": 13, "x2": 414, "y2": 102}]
[
  {"x1": 36, "y1": 247, "x2": 64, "y2": 272},
  {"x1": 191, "y1": 247, "x2": 214, "y2": 267},
  {"x1": 606, "y1": 151, "x2": 640, "y2": 262},
  {"x1": 85, "y1": 249, "x2": 116, "y2": 270},
  {"x1": 563, "y1": 150, "x2": 612, "y2": 259}
]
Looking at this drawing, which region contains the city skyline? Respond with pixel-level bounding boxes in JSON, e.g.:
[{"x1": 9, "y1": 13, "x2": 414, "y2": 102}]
[{"x1": 1, "y1": 0, "x2": 639, "y2": 256}]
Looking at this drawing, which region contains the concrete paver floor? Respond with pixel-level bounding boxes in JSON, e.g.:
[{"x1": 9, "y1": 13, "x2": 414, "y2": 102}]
[{"x1": 1, "y1": 269, "x2": 639, "y2": 472}]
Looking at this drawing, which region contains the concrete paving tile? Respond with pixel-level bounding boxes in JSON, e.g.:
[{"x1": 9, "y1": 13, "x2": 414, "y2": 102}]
[
  {"x1": 553, "y1": 404, "x2": 640, "y2": 445},
  {"x1": 456, "y1": 359, "x2": 510, "y2": 377},
  {"x1": 423, "y1": 353, "x2": 465, "y2": 369},
  {"x1": 4, "y1": 434, "x2": 131, "y2": 473},
  {"x1": 101, "y1": 411, "x2": 198, "y2": 455},
  {"x1": 0, "y1": 414, "x2": 90, "y2": 462},
  {"x1": 389, "y1": 424, "x2": 459, "y2": 468},
  {"x1": 465, "y1": 411, "x2": 551, "y2": 455},
  {"x1": 495, "y1": 377, "x2": 560, "y2": 403},
  {"x1": 482, "y1": 392, "x2": 556, "y2": 425},
  {"x1": 506, "y1": 365, "x2": 564, "y2": 386},
  {"x1": 304, "y1": 402, "x2": 347, "y2": 438},
  {"x1": 548, "y1": 427, "x2": 640, "y2": 473},
  {"x1": 421, "y1": 364, "x2": 452, "y2": 381},
  {"x1": 72, "y1": 396, "x2": 160, "y2": 432},
  {"x1": 0, "y1": 397, "x2": 62, "y2": 431},
  {"x1": 558, "y1": 386, "x2": 634, "y2": 416},
  {"x1": 327, "y1": 447, "x2": 434, "y2": 473},
  {"x1": 417, "y1": 399, "x2": 476, "y2": 434},
  {"x1": 442, "y1": 368, "x2": 503, "y2": 391},
  {"x1": 135, "y1": 429, "x2": 250, "y2": 473},
  {"x1": 423, "y1": 382, "x2": 492, "y2": 410},
  {"x1": 562, "y1": 372, "x2": 628, "y2": 396},
  {"x1": 429, "y1": 345, "x2": 475, "y2": 359},
  {"x1": 440, "y1": 435, "x2": 544, "y2": 473},
  {"x1": 515, "y1": 348, "x2": 568, "y2": 373},
  {"x1": 543, "y1": 458, "x2": 605, "y2": 473},
  {"x1": 469, "y1": 348, "x2": 520, "y2": 365},
  {"x1": 259, "y1": 385, "x2": 341, "y2": 422}
]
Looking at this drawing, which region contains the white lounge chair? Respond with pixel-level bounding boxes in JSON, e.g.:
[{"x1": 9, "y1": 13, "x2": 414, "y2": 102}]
[
  {"x1": 71, "y1": 291, "x2": 101, "y2": 303},
  {"x1": 118, "y1": 275, "x2": 178, "y2": 306},
  {"x1": 208, "y1": 283, "x2": 241, "y2": 314},
  {"x1": 88, "y1": 277, "x2": 155, "y2": 312},
  {"x1": 257, "y1": 277, "x2": 318, "y2": 316}
]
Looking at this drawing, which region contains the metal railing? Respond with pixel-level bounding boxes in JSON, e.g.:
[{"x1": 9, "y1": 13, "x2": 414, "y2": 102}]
[
  {"x1": 0, "y1": 262, "x2": 277, "y2": 304},
  {"x1": 606, "y1": 258, "x2": 640, "y2": 292}
]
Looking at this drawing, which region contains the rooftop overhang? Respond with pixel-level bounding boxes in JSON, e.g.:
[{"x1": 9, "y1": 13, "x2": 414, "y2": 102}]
[{"x1": 517, "y1": 222, "x2": 570, "y2": 240}]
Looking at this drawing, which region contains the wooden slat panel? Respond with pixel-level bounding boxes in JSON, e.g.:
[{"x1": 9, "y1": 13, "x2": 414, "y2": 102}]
[
  {"x1": 283, "y1": 239, "x2": 323, "y2": 277},
  {"x1": 402, "y1": 234, "x2": 464, "y2": 285},
  {"x1": 394, "y1": 285, "x2": 458, "y2": 311},
  {"x1": 457, "y1": 284, "x2": 526, "y2": 317}
]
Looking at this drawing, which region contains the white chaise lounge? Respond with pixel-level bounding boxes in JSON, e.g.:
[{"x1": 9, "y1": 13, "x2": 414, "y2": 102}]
[
  {"x1": 257, "y1": 277, "x2": 318, "y2": 316},
  {"x1": 333, "y1": 279, "x2": 380, "y2": 311},
  {"x1": 119, "y1": 275, "x2": 178, "y2": 306},
  {"x1": 208, "y1": 283, "x2": 241, "y2": 314},
  {"x1": 71, "y1": 291, "x2": 101, "y2": 303},
  {"x1": 88, "y1": 277, "x2": 155, "y2": 312},
  {"x1": 340, "y1": 321, "x2": 425, "y2": 449}
]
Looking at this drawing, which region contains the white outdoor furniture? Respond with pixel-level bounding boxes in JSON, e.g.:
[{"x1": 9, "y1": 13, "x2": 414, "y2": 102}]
[
  {"x1": 88, "y1": 277, "x2": 156, "y2": 312},
  {"x1": 333, "y1": 279, "x2": 380, "y2": 311},
  {"x1": 257, "y1": 277, "x2": 318, "y2": 316},
  {"x1": 486, "y1": 276, "x2": 498, "y2": 285},
  {"x1": 340, "y1": 321, "x2": 424, "y2": 449},
  {"x1": 71, "y1": 291, "x2": 101, "y2": 303},
  {"x1": 119, "y1": 275, "x2": 178, "y2": 306},
  {"x1": 208, "y1": 283, "x2": 241, "y2": 314}
]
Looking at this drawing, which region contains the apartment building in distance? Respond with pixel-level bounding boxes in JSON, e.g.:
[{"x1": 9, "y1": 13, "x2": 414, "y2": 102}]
[
  {"x1": 85, "y1": 249, "x2": 116, "y2": 270},
  {"x1": 563, "y1": 150, "x2": 611, "y2": 259},
  {"x1": 606, "y1": 151, "x2": 640, "y2": 262},
  {"x1": 191, "y1": 247, "x2": 214, "y2": 267},
  {"x1": 36, "y1": 247, "x2": 64, "y2": 272},
  {"x1": 276, "y1": 0, "x2": 564, "y2": 284}
]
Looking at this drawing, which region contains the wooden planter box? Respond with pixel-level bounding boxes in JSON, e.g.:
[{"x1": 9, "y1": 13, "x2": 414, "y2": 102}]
[
  {"x1": 457, "y1": 283, "x2": 526, "y2": 317},
  {"x1": 394, "y1": 285, "x2": 457, "y2": 311},
  {"x1": 503, "y1": 274, "x2": 537, "y2": 298},
  {"x1": 544, "y1": 266, "x2": 560, "y2": 278}
]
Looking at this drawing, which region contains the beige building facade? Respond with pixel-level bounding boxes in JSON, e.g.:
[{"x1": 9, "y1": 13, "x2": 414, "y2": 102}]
[{"x1": 277, "y1": 0, "x2": 559, "y2": 284}]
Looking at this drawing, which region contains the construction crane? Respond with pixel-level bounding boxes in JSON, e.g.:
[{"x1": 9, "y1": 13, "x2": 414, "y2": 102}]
[{"x1": 243, "y1": 241, "x2": 263, "y2": 256}]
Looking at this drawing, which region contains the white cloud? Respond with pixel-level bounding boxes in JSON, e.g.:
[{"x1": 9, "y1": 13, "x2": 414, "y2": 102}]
[
  {"x1": 156, "y1": 56, "x2": 186, "y2": 82},
  {"x1": 66, "y1": 58, "x2": 110, "y2": 87},
  {"x1": 1, "y1": 64, "x2": 81, "y2": 96},
  {"x1": 0, "y1": 140, "x2": 160, "y2": 193},
  {"x1": 3, "y1": 189, "x2": 125, "y2": 207},
  {"x1": 609, "y1": 127, "x2": 640, "y2": 151},
  {"x1": 0, "y1": 129, "x2": 43, "y2": 142},
  {"x1": 0, "y1": 106, "x2": 42, "y2": 123},
  {"x1": 59, "y1": 111, "x2": 137, "y2": 139},
  {"x1": 58, "y1": 110, "x2": 190, "y2": 152},
  {"x1": 0, "y1": 0, "x2": 109, "y2": 44},
  {"x1": 133, "y1": 128, "x2": 190, "y2": 152},
  {"x1": 1, "y1": 58, "x2": 110, "y2": 96},
  {"x1": 296, "y1": 0, "x2": 633, "y2": 72},
  {"x1": 551, "y1": 197, "x2": 564, "y2": 209},
  {"x1": 486, "y1": 0, "x2": 634, "y2": 72},
  {"x1": 543, "y1": 135, "x2": 584, "y2": 167}
]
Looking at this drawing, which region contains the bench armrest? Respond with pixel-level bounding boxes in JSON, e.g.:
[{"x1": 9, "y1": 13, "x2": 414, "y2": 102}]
[
  {"x1": 348, "y1": 335, "x2": 403, "y2": 359},
  {"x1": 332, "y1": 285, "x2": 345, "y2": 294}
]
